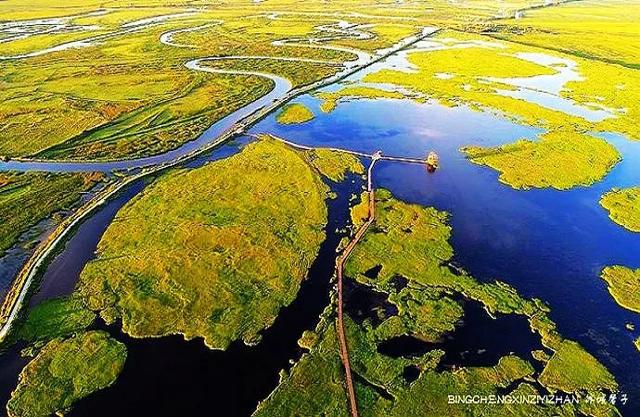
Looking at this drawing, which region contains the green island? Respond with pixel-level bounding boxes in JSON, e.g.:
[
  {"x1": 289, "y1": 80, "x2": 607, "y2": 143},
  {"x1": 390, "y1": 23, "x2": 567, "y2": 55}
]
[
  {"x1": 276, "y1": 103, "x2": 315, "y2": 125},
  {"x1": 77, "y1": 137, "x2": 361, "y2": 349},
  {"x1": 461, "y1": 129, "x2": 620, "y2": 190},
  {"x1": 316, "y1": 86, "x2": 406, "y2": 113},
  {"x1": 255, "y1": 189, "x2": 619, "y2": 416},
  {"x1": 600, "y1": 187, "x2": 640, "y2": 233},
  {"x1": 5, "y1": 296, "x2": 124, "y2": 417},
  {"x1": 0, "y1": 172, "x2": 103, "y2": 255},
  {"x1": 7, "y1": 330, "x2": 126, "y2": 417},
  {"x1": 600, "y1": 266, "x2": 640, "y2": 313}
]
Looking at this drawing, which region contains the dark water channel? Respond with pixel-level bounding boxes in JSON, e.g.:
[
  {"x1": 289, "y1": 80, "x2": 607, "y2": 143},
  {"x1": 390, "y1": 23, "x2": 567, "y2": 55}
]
[{"x1": 376, "y1": 301, "x2": 544, "y2": 371}]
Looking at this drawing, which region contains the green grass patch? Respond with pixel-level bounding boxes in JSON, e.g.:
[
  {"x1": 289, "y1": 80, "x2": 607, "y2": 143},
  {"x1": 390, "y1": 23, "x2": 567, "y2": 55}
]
[
  {"x1": 345, "y1": 189, "x2": 618, "y2": 404},
  {"x1": 276, "y1": 103, "x2": 315, "y2": 125},
  {"x1": 316, "y1": 86, "x2": 405, "y2": 113},
  {"x1": 539, "y1": 340, "x2": 617, "y2": 393},
  {"x1": 350, "y1": 191, "x2": 370, "y2": 230},
  {"x1": 600, "y1": 265, "x2": 640, "y2": 313},
  {"x1": 253, "y1": 313, "x2": 351, "y2": 417},
  {"x1": 7, "y1": 331, "x2": 126, "y2": 417},
  {"x1": 78, "y1": 137, "x2": 331, "y2": 349},
  {"x1": 0, "y1": 172, "x2": 102, "y2": 255},
  {"x1": 304, "y1": 148, "x2": 365, "y2": 183},
  {"x1": 18, "y1": 297, "x2": 95, "y2": 343},
  {"x1": 462, "y1": 129, "x2": 620, "y2": 190},
  {"x1": 600, "y1": 187, "x2": 640, "y2": 233}
]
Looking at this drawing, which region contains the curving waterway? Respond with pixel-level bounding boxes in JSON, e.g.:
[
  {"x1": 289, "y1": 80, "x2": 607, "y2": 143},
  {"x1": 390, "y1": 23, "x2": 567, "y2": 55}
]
[{"x1": 0, "y1": 19, "x2": 423, "y2": 173}]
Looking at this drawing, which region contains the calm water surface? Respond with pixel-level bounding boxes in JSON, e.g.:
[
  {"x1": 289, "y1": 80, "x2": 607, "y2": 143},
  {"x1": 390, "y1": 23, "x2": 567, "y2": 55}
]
[{"x1": 248, "y1": 62, "x2": 640, "y2": 412}]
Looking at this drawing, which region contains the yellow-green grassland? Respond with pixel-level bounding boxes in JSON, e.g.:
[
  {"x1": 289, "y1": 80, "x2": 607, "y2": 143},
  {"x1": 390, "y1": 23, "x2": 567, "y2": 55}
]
[
  {"x1": 601, "y1": 266, "x2": 640, "y2": 313},
  {"x1": 77, "y1": 137, "x2": 361, "y2": 349},
  {"x1": 600, "y1": 187, "x2": 640, "y2": 232}
]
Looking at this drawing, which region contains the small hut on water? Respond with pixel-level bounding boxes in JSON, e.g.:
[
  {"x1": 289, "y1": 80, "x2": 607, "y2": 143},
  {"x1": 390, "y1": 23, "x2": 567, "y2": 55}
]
[{"x1": 426, "y1": 151, "x2": 439, "y2": 172}]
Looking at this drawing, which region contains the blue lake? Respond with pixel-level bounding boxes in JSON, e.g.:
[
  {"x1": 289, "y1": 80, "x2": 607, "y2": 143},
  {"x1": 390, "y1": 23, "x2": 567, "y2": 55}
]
[{"x1": 249, "y1": 75, "x2": 640, "y2": 411}]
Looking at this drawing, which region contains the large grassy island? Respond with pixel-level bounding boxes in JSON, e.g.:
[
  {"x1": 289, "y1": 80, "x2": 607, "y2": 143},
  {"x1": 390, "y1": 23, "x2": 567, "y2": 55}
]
[{"x1": 77, "y1": 137, "x2": 362, "y2": 349}]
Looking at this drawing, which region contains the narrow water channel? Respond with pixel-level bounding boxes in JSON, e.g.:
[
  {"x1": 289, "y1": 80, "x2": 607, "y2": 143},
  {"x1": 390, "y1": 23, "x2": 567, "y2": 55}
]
[{"x1": 376, "y1": 301, "x2": 544, "y2": 370}]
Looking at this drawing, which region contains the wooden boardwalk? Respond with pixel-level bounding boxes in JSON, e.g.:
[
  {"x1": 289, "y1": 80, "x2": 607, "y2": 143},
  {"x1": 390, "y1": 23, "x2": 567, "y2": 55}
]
[
  {"x1": 258, "y1": 135, "x2": 431, "y2": 416},
  {"x1": 335, "y1": 157, "x2": 378, "y2": 417}
]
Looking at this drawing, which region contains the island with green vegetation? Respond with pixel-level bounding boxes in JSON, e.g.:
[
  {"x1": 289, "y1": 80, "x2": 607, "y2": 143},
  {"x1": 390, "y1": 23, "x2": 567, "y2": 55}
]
[
  {"x1": 600, "y1": 187, "x2": 640, "y2": 233},
  {"x1": 6, "y1": 294, "x2": 123, "y2": 417},
  {"x1": 316, "y1": 86, "x2": 405, "y2": 113},
  {"x1": 17, "y1": 297, "x2": 96, "y2": 343},
  {"x1": 7, "y1": 331, "x2": 126, "y2": 417},
  {"x1": 78, "y1": 138, "x2": 328, "y2": 348},
  {"x1": 601, "y1": 266, "x2": 640, "y2": 313},
  {"x1": 461, "y1": 129, "x2": 620, "y2": 190},
  {"x1": 77, "y1": 137, "x2": 362, "y2": 349},
  {"x1": 276, "y1": 103, "x2": 315, "y2": 125},
  {"x1": 256, "y1": 189, "x2": 619, "y2": 417}
]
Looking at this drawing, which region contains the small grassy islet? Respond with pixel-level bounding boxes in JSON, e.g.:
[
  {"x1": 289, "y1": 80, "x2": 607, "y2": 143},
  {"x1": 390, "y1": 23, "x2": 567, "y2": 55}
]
[
  {"x1": 276, "y1": 103, "x2": 315, "y2": 125},
  {"x1": 600, "y1": 187, "x2": 640, "y2": 233},
  {"x1": 7, "y1": 331, "x2": 126, "y2": 417},
  {"x1": 600, "y1": 266, "x2": 640, "y2": 313}
]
